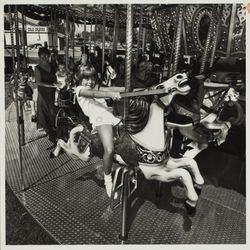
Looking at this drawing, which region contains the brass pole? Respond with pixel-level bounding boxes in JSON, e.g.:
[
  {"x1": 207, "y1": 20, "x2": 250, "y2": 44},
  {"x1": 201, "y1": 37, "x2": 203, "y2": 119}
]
[
  {"x1": 54, "y1": 9, "x2": 57, "y2": 49},
  {"x1": 73, "y1": 17, "x2": 75, "y2": 61},
  {"x1": 119, "y1": 4, "x2": 133, "y2": 242},
  {"x1": 51, "y1": 9, "x2": 54, "y2": 49},
  {"x1": 142, "y1": 27, "x2": 146, "y2": 53},
  {"x1": 94, "y1": 14, "x2": 97, "y2": 49},
  {"x1": 209, "y1": 6, "x2": 222, "y2": 68},
  {"x1": 226, "y1": 4, "x2": 237, "y2": 58},
  {"x1": 14, "y1": 6, "x2": 25, "y2": 147},
  {"x1": 102, "y1": 5, "x2": 106, "y2": 75},
  {"x1": 136, "y1": 5, "x2": 143, "y2": 68},
  {"x1": 172, "y1": 5, "x2": 184, "y2": 75},
  {"x1": 84, "y1": 7, "x2": 87, "y2": 54},
  {"x1": 90, "y1": 23, "x2": 92, "y2": 53},
  {"x1": 21, "y1": 6, "x2": 26, "y2": 67},
  {"x1": 65, "y1": 9, "x2": 69, "y2": 72},
  {"x1": 112, "y1": 7, "x2": 119, "y2": 63},
  {"x1": 182, "y1": 19, "x2": 188, "y2": 55},
  {"x1": 200, "y1": 7, "x2": 215, "y2": 74},
  {"x1": 124, "y1": 5, "x2": 133, "y2": 120},
  {"x1": 9, "y1": 5, "x2": 25, "y2": 191}
]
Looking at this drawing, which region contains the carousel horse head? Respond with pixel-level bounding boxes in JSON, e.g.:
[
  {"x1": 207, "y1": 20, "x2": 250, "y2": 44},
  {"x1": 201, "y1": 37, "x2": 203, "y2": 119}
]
[{"x1": 154, "y1": 73, "x2": 190, "y2": 107}]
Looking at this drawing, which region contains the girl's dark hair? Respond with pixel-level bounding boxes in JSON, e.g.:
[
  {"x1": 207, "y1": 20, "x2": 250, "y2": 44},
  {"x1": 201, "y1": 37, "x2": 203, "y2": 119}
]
[{"x1": 38, "y1": 47, "x2": 51, "y2": 58}]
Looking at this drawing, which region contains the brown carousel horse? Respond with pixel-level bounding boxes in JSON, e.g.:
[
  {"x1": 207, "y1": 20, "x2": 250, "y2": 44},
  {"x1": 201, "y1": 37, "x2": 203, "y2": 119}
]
[
  {"x1": 51, "y1": 72, "x2": 205, "y2": 214},
  {"x1": 165, "y1": 76, "x2": 244, "y2": 159}
]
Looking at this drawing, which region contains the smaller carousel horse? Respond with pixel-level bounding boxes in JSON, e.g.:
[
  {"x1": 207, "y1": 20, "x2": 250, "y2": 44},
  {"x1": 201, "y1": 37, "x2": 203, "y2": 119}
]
[{"x1": 52, "y1": 73, "x2": 205, "y2": 214}]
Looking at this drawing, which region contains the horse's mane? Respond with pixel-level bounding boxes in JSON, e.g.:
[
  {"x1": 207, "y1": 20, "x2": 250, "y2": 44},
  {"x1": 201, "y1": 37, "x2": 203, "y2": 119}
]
[{"x1": 114, "y1": 96, "x2": 152, "y2": 134}]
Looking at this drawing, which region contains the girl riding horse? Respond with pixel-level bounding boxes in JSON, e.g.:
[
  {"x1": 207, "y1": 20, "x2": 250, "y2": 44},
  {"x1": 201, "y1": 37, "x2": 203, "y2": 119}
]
[{"x1": 75, "y1": 64, "x2": 124, "y2": 198}]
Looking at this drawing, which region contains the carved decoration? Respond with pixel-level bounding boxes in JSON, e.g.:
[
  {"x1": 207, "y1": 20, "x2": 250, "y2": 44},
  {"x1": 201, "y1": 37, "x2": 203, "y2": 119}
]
[
  {"x1": 150, "y1": 4, "x2": 245, "y2": 58},
  {"x1": 230, "y1": 4, "x2": 246, "y2": 56}
]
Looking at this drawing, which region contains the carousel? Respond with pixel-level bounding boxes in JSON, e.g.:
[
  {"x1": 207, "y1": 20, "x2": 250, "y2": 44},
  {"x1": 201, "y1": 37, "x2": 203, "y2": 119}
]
[{"x1": 4, "y1": 4, "x2": 246, "y2": 244}]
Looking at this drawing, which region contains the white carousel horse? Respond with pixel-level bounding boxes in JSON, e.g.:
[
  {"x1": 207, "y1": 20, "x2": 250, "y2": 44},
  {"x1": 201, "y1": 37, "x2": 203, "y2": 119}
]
[
  {"x1": 52, "y1": 73, "x2": 204, "y2": 212},
  {"x1": 166, "y1": 85, "x2": 243, "y2": 159}
]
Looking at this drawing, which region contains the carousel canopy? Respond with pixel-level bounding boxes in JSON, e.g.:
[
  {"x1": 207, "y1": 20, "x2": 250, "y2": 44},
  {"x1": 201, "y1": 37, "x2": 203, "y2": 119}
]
[{"x1": 4, "y1": 4, "x2": 174, "y2": 28}]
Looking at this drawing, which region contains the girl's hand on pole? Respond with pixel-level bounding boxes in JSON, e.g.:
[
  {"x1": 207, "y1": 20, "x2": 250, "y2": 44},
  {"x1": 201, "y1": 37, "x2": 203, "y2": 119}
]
[{"x1": 110, "y1": 92, "x2": 121, "y2": 101}]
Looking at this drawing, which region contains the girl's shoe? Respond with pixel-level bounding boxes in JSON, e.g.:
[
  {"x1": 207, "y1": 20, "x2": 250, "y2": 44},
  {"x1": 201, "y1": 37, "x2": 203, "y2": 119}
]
[
  {"x1": 184, "y1": 199, "x2": 196, "y2": 216},
  {"x1": 31, "y1": 115, "x2": 37, "y2": 122},
  {"x1": 194, "y1": 183, "x2": 203, "y2": 196},
  {"x1": 105, "y1": 180, "x2": 112, "y2": 198}
]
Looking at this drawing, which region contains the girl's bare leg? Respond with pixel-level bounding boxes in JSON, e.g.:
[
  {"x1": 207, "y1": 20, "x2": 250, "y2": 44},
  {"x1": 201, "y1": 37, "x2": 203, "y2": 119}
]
[{"x1": 97, "y1": 124, "x2": 114, "y2": 197}]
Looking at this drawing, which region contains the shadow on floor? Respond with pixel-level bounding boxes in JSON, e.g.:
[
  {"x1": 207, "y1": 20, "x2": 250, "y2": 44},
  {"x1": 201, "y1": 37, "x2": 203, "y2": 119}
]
[{"x1": 5, "y1": 182, "x2": 58, "y2": 245}]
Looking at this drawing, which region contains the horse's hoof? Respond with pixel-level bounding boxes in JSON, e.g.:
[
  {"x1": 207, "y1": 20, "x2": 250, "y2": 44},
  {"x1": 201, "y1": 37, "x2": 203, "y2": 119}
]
[
  {"x1": 50, "y1": 152, "x2": 55, "y2": 158},
  {"x1": 194, "y1": 183, "x2": 203, "y2": 196},
  {"x1": 184, "y1": 200, "x2": 196, "y2": 216}
]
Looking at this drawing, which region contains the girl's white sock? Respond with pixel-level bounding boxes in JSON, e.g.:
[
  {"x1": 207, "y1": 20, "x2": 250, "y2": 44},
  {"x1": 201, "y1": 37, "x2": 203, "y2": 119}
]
[{"x1": 104, "y1": 173, "x2": 112, "y2": 198}]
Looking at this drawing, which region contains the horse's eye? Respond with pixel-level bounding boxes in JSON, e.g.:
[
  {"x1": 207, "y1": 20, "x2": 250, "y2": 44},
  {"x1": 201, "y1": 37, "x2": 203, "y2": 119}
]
[{"x1": 176, "y1": 74, "x2": 183, "y2": 79}]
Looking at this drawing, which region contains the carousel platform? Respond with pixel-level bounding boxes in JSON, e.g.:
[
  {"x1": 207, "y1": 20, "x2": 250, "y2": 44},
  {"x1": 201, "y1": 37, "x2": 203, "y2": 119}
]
[{"x1": 5, "y1": 102, "x2": 246, "y2": 244}]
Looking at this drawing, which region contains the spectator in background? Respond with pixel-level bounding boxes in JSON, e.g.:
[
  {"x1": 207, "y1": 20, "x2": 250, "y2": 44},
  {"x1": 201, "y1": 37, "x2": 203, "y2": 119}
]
[
  {"x1": 68, "y1": 57, "x2": 77, "y2": 73},
  {"x1": 102, "y1": 56, "x2": 117, "y2": 87},
  {"x1": 34, "y1": 47, "x2": 57, "y2": 142},
  {"x1": 55, "y1": 60, "x2": 67, "y2": 106},
  {"x1": 50, "y1": 48, "x2": 59, "y2": 71},
  {"x1": 14, "y1": 54, "x2": 37, "y2": 122},
  {"x1": 91, "y1": 46, "x2": 103, "y2": 80},
  {"x1": 135, "y1": 54, "x2": 153, "y2": 84}
]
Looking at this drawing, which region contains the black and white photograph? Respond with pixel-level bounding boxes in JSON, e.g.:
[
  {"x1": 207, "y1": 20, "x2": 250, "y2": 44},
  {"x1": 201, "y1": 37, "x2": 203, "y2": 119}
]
[{"x1": 1, "y1": 0, "x2": 247, "y2": 248}]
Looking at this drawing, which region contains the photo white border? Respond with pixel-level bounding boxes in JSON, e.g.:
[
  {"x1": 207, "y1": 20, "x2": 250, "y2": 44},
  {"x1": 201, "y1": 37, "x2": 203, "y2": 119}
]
[{"x1": 0, "y1": 0, "x2": 249, "y2": 250}]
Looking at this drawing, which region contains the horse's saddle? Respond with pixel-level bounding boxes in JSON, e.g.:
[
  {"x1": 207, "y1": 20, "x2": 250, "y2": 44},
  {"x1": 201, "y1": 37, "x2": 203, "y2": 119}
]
[
  {"x1": 76, "y1": 124, "x2": 168, "y2": 168},
  {"x1": 80, "y1": 126, "x2": 139, "y2": 168}
]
